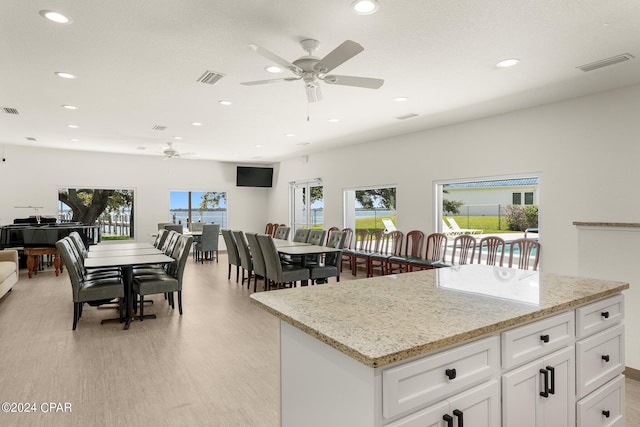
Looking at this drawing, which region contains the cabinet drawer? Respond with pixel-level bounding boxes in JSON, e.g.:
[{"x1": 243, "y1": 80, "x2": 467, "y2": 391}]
[
  {"x1": 502, "y1": 311, "x2": 574, "y2": 369},
  {"x1": 576, "y1": 294, "x2": 624, "y2": 340},
  {"x1": 576, "y1": 374, "x2": 625, "y2": 427},
  {"x1": 577, "y1": 323, "x2": 625, "y2": 398},
  {"x1": 382, "y1": 335, "x2": 499, "y2": 419}
]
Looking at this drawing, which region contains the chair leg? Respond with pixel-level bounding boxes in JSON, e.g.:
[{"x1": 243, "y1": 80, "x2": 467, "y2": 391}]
[
  {"x1": 177, "y1": 291, "x2": 183, "y2": 315},
  {"x1": 73, "y1": 303, "x2": 80, "y2": 330},
  {"x1": 228, "y1": 264, "x2": 232, "y2": 280},
  {"x1": 140, "y1": 295, "x2": 144, "y2": 320},
  {"x1": 236, "y1": 265, "x2": 240, "y2": 283}
]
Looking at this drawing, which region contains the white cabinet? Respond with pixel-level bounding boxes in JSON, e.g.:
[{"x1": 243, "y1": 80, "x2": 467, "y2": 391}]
[
  {"x1": 387, "y1": 380, "x2": 500, "y2": 427},
  {"x1": 502, "y1": 346, "x2": 575, "y2": 427},
  {"x1": 576, "y1": 374, "x2": 625, "y2": 427}
]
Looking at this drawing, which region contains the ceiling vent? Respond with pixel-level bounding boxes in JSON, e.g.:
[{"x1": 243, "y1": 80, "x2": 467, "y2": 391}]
[
  {"x1": 197, "y1": 70, "x2": 226, "y2": 85},
  {"x1": 2, "y1": 107, "x2": 20, "y2": 115},
  {"x1": 396, "y1": 113, "x2": 419, "y2": 120},
  {"x1": 577, "y1": 53, "x2": 635, "y2": 72},
  {"x1": 152, "y1": 125, "x2": 167, "y2": 131}
]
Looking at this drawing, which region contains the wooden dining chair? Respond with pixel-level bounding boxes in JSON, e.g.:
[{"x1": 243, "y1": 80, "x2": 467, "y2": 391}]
[
  {"x1": 351, "y1": 229, "x2": 382, "y2": 276},
  {"x1": 508, "y1": 238, "x2": 540, "y2": 270},
  {"x1": 409, "y1": 232, "x2": 447, "y2": 271},
  {"x1": 477, "y1": 236, "x2": 506, "y2": 266},
  {"x1": 387, "y1": 230, "x2": 424, "y2": 274},
  {"x1": 368, "y1": 230, "x2": 403, "y2": 277},
  {"x1": 449, "y1": 234, "x2": 477, "y2": 266}
]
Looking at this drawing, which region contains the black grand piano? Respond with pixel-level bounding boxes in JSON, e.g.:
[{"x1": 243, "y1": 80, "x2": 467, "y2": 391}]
[{"x1": 1, "y1": 217, "x2": 101, "y2": 250}]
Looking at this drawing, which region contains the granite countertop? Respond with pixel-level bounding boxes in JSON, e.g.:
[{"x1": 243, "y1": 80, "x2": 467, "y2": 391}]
[{"x1": 250, "y1": 265, "x2": 628, "y2": 368}]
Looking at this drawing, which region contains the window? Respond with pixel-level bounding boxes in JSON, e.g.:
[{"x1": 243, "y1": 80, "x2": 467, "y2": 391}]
[
  {"x1": 343, "y1": 186, "x2": 396, "y2": 232},
  {"x1": 58, "y1": 187, "x2": 135, "y2": 240},
  {"x1": 512, "y1": 192, "x2": 522, "y2": 205},
  {"x1": 436, "y1": 175, "x2": 539, "y2": 234},
  {"x1": 290, "y1": 179, "x2": 323, "y2": 233},
  {"x1": 169, "y1": 191, "x2": 227, "y2": 230}
]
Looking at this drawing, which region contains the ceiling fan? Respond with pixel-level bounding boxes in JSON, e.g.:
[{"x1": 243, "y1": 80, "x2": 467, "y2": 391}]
[
  {"x1": 241, "y1": 39, "x2": 384, "y2": 103},
  {"x1": 161, "y1": 142, "x2": 194, "y2": 159}
]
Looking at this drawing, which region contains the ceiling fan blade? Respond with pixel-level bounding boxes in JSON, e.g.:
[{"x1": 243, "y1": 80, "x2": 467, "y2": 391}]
[
  {"x1": 247, "y1": 44, "x2": 302, "y2": 73},
  {"x1": 241, "y1": 77, "x2": 300, "y2": 86},
  {"x1": 314, "y1": 40, "x2": 364, "y2": 74},
  {"x1": 323, "y1": 75, "x2": 384, "y2": 89}
]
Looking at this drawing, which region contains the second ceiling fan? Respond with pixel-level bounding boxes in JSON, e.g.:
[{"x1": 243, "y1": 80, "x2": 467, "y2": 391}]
[{"x1": 241, "y1": 39, "x2": 384, "y2": 103}]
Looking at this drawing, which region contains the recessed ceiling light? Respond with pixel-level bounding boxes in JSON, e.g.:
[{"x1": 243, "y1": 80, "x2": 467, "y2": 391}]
[
  {"x1": 55, "y1": 72, "x2": 77, "y2": 79},
  {"x1": 285, "y1": 133, "x2": 295, "y2": 137},
  {"x1": 70, "y1": 138, "x2": 79, "y2": 142},
  {"x1": 393, "y1": 97, "x2": 408, "y2": 102},
  {"x1": 255, "y1": 144, "x2": 263, "y2": 148},
  {"x1": 62, "y1": 105, "x2": 78, "y2": 110},
  {"x1": 328, "y1": 118, "x2": 340, "y2": 123},
  {"x1": 351, "y1": 0, "x2": 379, "y2": 15},
  {"x1": 173, "y1": 136, "x2": 183, "y2": 140},
  {"x1": 265, "y1": 65, "x2": 283, "y2": 73},
  {"x1": 496, "y1": 58, "x2": 520, "y2": 68},
  {"x1": 39, "y1": 10, "x2": 72, "y2": 24},
  {"x1": 66, "y1": 124, "x2": 78, "y2": 129},
  {"x1": 218, "y1": 100, "x2": 232, "y2": 106},
  {"x1": 191, "y1": 122, "x2": 203, "y2": 126}
]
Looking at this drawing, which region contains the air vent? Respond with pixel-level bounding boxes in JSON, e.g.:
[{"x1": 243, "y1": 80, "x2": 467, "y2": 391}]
[
  {"x1": 26, "y1": 137, "x2": 37, "y2": 142},
  {"x1": 197, "y1": 70, "x2": 226, "y2": 85},
  {"x1": 2, "y1": 107, "x2": 20, "y2": 115},
  {"x1": 396, "y1": 113, "x2": 419, "y2": 120},
  {"x1": 152, "y1": 125, "x2": 167, "y2": 131},
  {"x1": 577, "y1": 53, "x2": 635, "y2": 72}
]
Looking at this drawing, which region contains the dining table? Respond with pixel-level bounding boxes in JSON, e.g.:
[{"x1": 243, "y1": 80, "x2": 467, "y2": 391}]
[
  {"x1": 84, "y1": 247, "x2": 173, "y2": 329},
  {"x1": 88, "y1": 242, "x2": 155, "y2": 252}
]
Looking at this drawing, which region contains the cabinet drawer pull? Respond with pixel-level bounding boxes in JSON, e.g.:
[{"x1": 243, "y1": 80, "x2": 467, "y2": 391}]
[
  {"x1": 453, "y1": 409, "x2": 464, "y2": 427},
  {"x1": 602, "y1": 410, "x2": 611, "y2": 418},
  {"x1": 445, "y1": 368, "x2": 457, "y2": 380},
  {"x1": 540, "y1": 334, "x2": 550, "y2": 343},
  {"x1": 546, "y1": 365, "x2": 555, "y2": 395},
  {"x1": 601, "y1": 311, "x2": 610, "y2": 319},
  {"x1": 602, "y1": 354, "x2": 610, "y2": 362},
  {"x1": 539, "y1": 368, "x2": 549, "y2": 397},
  {"x1": 443, "y1": 413, "x2": 454, "y2": 427}
]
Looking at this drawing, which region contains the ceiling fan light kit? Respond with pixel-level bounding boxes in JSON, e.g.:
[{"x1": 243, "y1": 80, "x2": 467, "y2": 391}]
[{"x1": 242, "y1": 39, "x2": 384, "y2": 103}]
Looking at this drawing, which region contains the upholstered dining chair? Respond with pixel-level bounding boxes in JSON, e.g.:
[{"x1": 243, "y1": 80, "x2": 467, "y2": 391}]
[
  {"x1": 477, "y1": 236, "x2": 506, "y2": 266},
  {"x1": 56, "y1": 237, "x2": 125, "y2": 330},
  {"x1": 274, "y1": 226, "x2": 290, "y2": 240},
  {"x1": 133, "y1": 235, "x2": 193, "y2": 318},
  {"x1": 245, "y1": 232, "x2": 267, "y2": 292},
  {"x1": 325, "y1": 227, "x2": 340, "y2": 246},
  {"x1": 508, "y1": 238, "x2": 540, "y2": 270},
  {"x1": 194, "y1": 223, "x2": 220, "y2": 263},
  {"x1": 153, "y1": 228, "x2": 168, "y2": 248},
  {"x1": 233, "y1": 230, "x2": 254, "y2": 287},
  {"x1": 387, "y1": 230, "x2": 424, "y2": 274},
  {"x1": 164, "y1": 224, "x2": 183, "y2": 234},
  {"x1": 257, "y1": 233, "x2": 309, "y2": 289},
  {"x1": 292, "y1": 228, "x2": 310, "y2": 243},
  {"x1": 221, "y1": 229, "x2": 241, "y2": 282},
  {"x1": 308, "y1": 231, "x2": 345, "y2": 284},
  {"x1": 190, "y1": 222, "x2": 204, "y2": 233},
  {"x1": 409, "y1": 232, "x2": 448, "y2": 271}
]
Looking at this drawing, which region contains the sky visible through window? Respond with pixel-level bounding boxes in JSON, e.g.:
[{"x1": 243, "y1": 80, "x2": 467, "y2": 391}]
[{"x1": 170, "y1": 191, "x2": 227, "y2": 209}]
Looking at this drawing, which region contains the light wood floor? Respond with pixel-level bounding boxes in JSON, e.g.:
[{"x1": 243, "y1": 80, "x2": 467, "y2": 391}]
[{"x1": 0, "y1": 254, "x2": 637, "y2": 426}]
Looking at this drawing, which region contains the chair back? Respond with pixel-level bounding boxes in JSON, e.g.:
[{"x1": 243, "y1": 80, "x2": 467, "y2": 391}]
[
  {"x1": 293, "y1": 228, "x2": 310, "y2": 243},
  {"x1": 164, "y1": 224, "x2": 183, "y2": 234},
  {"x1": 56, "y1": 238, "x2": 83, "y2": 301},
  {"x1": 477, "y1": 236, "x2": 505, "y2": 266},
  {"x1": 306, "y1": 229, "x2": 326, "y2": 246},
  {"x1": 257, "y1": 233, "x2": 282, "y2": 283},
  {"x1": 169, "y1": 235, "x2": 193, "y2": 289},
  {"x1": 200, "y1": 224, "x2": 220, "y2": 252},
  {"x1": 361, "y1": 229, "x2": 383, "y2": 253},
  {"x1": 402, "y1": 230, "x2": 424, "y2": 258},
  {"x1": 450, "y1": 234, "x2": 477, "y2": 265},
  {"x1": 265, "y1": 223, "x2": 274, "y2": 235},
  {"x1": 274, "y1": 226, "x2": 290, "y2": 240},
  {"x1": 341, "y1": 228, "x2": 354, "y2": 249},
  {"x1": 424, "y1": 233, "x2": 447, "y2": 262},
  {"x1": 68, "y1": 231, "x2": 88, "y2": 259},
  {"x1": 245, "y1": 232, "x2": 266, "y2": 279},
  {"x1": 161, "y1": 231, "x2": 180, "y2": 256},
  {"x1": 325, "y1": 227, "x2": 340, "y2": 245},
  {"x1": 154, "y1": 228, "x2": 168, "y2": 248},
  {"x1": 191, "y1": 222, "x2": 204, "y2": 232},
  {"x1": 378, "y1": 230, "x2": 403, "y2": 256},
  {"x1": 508, "y1": 238, "x2": 540, "y2": 270},
  {"x1": 232, "y1": 230, "x2": 252, "y2": 271},
  {"x1": 221, "y1": 229, "x2": 240, "y2": 266},
  {"x1": 158, "y1": 222, "x2": 172, "y2": 230},
  {"x1": 324, "y1": 231, "x2": 345, "y2": 266}
]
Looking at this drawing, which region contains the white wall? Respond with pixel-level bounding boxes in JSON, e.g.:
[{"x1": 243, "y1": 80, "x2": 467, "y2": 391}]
[
  {"x1": 0, "y1": 146, "x2": 273, "y2": 242},
  {"x1": 271, "y1": 83, "x2": 640, "y2": 369}
]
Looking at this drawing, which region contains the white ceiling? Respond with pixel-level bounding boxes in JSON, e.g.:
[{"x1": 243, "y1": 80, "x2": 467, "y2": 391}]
[{"x1": 2, "y1": 1, "x2": 640, "y2": 163}]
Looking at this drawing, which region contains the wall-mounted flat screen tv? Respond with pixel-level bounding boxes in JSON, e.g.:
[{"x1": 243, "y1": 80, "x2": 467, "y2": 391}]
[{"x1": 236, "y1": 166, "x2": 273, "y2": 188}]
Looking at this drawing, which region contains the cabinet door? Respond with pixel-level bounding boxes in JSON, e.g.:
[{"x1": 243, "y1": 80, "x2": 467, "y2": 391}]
[
  {"x1": 502, "y1": 347, "x2": 574, "y2": 427},
  {"x1": 541, "y1": 346, "x2": 575, "y2": 427},
  {"x1": 448, "y1": 379, "x2": 501, "y2": 427}
]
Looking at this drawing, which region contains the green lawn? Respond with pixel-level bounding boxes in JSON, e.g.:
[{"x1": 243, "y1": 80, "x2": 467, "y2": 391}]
[{"x1": 351, "y1": 215, "x2": 516, "y2": 235}]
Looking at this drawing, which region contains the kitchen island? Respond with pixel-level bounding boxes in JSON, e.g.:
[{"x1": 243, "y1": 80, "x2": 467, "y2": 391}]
[{"x1": 250, "y1": 265, "x2": 628, "y2": 426}]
